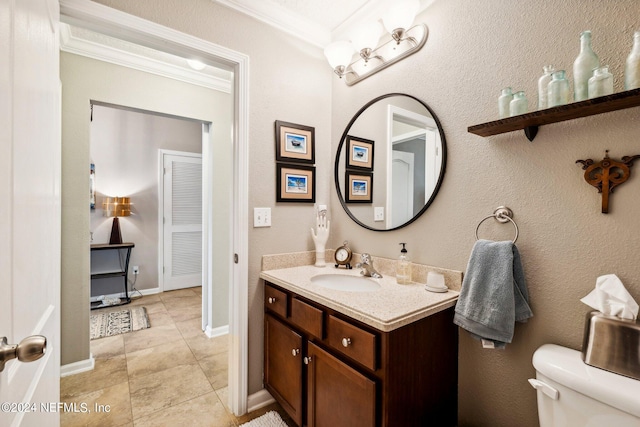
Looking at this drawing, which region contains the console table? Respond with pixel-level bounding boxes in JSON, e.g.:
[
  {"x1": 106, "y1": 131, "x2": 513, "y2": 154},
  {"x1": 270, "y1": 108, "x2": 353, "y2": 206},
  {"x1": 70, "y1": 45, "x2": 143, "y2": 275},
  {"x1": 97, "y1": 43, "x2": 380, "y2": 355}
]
[{"x1": 90, "y1": 242, "x2": 134, "y2": 310}]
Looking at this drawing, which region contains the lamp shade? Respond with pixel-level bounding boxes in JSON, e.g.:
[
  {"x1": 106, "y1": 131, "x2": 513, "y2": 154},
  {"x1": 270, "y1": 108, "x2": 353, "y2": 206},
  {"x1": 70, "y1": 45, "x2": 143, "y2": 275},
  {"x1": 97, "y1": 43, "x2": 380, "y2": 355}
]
[
  {"x1": 351, "y1": 21, "x2": 383, "y2": 52},
  {"x1": 324, "y1": 40, "x2": 355, "y2": 69},
  {"x1": 103, "y1": 197, "x2": 131, "y2": 218},
  {"x1": 381, "y1": 0, "x2": 420, "y2": 33}
]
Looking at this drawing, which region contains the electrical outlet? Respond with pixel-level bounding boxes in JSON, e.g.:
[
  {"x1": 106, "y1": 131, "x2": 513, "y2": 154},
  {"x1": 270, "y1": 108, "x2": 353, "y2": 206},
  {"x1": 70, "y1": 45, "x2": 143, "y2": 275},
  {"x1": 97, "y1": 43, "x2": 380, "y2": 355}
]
[{"x1": 132, "y1": 266, "x2": 139, "y2": 275}]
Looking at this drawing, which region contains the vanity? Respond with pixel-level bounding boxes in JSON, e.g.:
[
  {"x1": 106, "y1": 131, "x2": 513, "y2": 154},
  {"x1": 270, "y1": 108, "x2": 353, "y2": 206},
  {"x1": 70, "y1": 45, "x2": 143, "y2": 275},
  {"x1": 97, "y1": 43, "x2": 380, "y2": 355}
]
[{"x1": 261, "y1": 265, "x2": 460, "y2": 427}]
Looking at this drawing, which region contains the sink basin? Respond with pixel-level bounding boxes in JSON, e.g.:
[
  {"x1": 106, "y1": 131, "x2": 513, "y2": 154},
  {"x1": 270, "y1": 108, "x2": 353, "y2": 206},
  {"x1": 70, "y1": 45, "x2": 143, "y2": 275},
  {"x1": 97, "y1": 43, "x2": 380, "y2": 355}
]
[{"x1": 310, "y1": 274, "x2": 381, "y2": 292}]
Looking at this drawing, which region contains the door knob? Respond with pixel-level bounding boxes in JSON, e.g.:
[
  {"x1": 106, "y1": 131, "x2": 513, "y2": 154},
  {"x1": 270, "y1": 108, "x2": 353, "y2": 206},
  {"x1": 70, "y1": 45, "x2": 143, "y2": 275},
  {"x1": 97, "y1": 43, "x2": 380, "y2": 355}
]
[{"x1": 1, "y1": 336, "x2": 47, "y2": 372}]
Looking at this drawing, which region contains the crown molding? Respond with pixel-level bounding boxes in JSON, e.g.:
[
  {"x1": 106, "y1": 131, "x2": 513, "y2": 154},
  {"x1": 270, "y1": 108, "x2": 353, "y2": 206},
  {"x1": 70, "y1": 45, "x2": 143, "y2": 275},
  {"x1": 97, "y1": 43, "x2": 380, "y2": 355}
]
[
  {"x1": 211, "y1": 0, "x2": 331, "y2": 48},
  {"x1": 60, "y1": 23, "x2": 232, "y2": 93}
]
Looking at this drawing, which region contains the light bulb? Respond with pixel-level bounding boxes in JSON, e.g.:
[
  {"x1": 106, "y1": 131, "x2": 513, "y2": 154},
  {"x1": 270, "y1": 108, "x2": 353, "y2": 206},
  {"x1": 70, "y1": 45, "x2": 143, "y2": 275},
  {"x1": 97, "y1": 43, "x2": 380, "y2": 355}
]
[
  {"x1": 381, "y1": 0, "x2": 419, "y2": 35},
  {"x1": 324, "y1": 40, "x2": 355, "y2": 70},
  {"x1": 350, "y1": 21, "x2": 383, "y2": 53}
]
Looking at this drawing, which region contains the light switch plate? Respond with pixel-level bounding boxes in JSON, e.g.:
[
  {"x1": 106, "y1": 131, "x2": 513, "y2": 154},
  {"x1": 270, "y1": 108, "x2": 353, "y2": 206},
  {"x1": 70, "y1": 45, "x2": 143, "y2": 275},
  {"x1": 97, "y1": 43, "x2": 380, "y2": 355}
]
[
  {"x1": 253, "y1": 207, "x2": 271, "y2": 227},
  {"x1": 374, "y1": 207, "x2": 384, "y2": 222}
]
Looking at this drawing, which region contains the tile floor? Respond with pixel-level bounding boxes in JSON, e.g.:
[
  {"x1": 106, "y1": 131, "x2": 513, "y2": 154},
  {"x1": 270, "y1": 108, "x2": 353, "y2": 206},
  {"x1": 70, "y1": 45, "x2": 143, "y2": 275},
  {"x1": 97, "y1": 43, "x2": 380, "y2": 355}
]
[{"x1": 61, "y1": 287, "x2": 296, "y2": 426}]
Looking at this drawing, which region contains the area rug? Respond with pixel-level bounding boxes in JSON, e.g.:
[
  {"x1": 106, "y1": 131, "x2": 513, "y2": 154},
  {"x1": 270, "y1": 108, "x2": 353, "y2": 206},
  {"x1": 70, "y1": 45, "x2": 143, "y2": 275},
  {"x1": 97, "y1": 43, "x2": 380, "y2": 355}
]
[
  {"x1": 90, "y1": 307, "x2": 150, "y2": 340},
  {"x1": 239, "y1": 411, "x2": 288, "y2": 427}
]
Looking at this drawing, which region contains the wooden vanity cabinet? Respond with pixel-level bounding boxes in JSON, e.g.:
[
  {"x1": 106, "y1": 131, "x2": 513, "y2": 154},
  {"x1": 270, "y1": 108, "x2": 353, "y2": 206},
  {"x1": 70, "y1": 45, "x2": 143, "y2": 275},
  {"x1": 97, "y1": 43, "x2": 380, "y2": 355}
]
[{"x1": 264, "y1": 281, "x2": 458, "y2": 427}]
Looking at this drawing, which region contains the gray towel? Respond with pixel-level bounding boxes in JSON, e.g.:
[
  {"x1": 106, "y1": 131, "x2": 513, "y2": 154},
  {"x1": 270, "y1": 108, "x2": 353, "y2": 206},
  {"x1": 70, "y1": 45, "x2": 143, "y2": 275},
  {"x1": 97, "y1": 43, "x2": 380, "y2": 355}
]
[{"x1": 453, "y1": 239, "x2": 533, "y2": 348}]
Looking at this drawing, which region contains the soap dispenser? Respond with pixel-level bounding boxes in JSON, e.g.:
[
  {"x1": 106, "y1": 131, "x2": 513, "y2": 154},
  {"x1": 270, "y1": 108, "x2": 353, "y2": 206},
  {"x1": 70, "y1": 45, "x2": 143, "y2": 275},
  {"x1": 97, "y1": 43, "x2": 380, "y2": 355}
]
[{"x1": 396, "y1": 243, "x2": 412, "y2": 285}]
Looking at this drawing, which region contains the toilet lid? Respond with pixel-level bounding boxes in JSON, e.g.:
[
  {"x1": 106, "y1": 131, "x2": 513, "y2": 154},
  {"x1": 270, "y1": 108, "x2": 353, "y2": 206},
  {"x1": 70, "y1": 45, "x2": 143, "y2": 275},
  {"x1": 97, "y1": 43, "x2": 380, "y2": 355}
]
[{"x1": 533, "y1": 344, "x2": 640, "y2": 418}]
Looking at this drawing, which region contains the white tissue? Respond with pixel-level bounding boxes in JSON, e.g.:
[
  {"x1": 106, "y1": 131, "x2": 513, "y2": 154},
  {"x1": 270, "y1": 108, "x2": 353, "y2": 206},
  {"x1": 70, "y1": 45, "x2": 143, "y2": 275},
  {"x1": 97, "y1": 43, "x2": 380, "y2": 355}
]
[{"x1": 580, "y1": 274, "x2": 639, "y2": 320}]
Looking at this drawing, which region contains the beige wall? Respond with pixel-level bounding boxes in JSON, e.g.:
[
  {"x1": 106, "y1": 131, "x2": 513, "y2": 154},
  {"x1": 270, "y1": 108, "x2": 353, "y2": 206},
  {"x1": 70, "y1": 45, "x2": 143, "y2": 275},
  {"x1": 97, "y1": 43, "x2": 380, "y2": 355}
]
[
  {"x1": 330, "y1": 1, "x2": 640, "y2": 426},
  {"x1": 84, "y1": 0, "x2": 640, "y2": 426},
  {"x1": 90, "y1": 105, "x2": 203, "y2": 293},
  {"x1": 61, "y1": 52, "x2": 232, "y2": 364}
]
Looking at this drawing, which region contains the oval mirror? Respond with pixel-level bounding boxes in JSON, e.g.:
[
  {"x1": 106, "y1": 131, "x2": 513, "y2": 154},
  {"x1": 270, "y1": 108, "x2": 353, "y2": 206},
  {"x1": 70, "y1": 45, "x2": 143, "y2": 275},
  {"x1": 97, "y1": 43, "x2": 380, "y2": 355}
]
[{"x1": 335, "y1": 93, "x2": 447, "y2": 231}]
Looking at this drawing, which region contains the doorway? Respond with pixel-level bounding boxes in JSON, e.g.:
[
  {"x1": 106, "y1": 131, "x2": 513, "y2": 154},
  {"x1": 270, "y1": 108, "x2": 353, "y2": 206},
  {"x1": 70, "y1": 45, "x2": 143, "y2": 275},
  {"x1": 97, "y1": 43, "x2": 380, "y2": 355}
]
[
  {"x1": 60, "y1": 0, "x2": 249, "y2": 416},
  {"x1": 160, "y1": 150, "x2": 204, "y2": 292}
]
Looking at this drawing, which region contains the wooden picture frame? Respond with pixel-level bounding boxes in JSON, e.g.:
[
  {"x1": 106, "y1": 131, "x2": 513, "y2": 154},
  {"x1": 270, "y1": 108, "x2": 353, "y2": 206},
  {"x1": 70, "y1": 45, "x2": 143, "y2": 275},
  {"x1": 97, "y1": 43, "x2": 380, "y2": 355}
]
[
  {"x1": 275, "y1": 120, "x2": 315, "y2": 164},
  {"x1": 277, "y1": 163, "x2": 316, "y2": 203},
  {"x1": 346, "y1": 135, "x2": 374, "y2": 171},
  {"x1": 345, "y1": 170, "x2": 373, "y2": 203}
]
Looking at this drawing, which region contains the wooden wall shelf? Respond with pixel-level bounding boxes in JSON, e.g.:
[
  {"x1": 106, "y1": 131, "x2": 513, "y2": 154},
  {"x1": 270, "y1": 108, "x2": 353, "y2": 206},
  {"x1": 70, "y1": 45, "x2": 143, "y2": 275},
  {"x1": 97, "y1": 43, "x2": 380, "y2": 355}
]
[{"x1": 468, "y1": 88, "x2": 640, "y2": 141}]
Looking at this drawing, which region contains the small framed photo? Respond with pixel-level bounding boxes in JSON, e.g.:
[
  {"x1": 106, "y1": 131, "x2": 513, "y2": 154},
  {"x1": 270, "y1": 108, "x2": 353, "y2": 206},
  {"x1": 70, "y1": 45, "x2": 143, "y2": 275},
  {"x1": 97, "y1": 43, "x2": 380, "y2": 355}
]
[
  {"x1": 277, "y1": 163, "x2": 316, "y2": 203},
  {"x1": 345, "y1": 170, "x2": 373, "y2": 203},
  {"x1": 275, "y1": 120, "x2": 315, "y2": 164},
  {"x1": 346, "y1": 136, "x2": 374, "y2": 171}
]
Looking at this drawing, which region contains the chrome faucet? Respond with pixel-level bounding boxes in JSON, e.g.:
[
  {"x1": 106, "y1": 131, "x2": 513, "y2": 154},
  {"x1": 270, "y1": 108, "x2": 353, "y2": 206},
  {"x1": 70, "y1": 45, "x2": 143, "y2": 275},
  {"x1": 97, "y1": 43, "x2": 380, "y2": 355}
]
[{"x1": 356, "y1": 253, "x2": 382, "y2": 278}]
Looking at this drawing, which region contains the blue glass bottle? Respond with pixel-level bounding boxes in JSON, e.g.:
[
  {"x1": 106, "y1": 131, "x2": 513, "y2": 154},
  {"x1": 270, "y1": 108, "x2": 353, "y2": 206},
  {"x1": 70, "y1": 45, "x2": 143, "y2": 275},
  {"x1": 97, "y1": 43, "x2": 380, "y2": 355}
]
[
  {"x1": 509, "y1": 91, "x2": 528, "y2": 116},
  {"x1": 573, "y1": 31, "x2": 600, "y2": 101},
  {"x1": 548, "y1": 70, "x2": 571, "y2": 107}
]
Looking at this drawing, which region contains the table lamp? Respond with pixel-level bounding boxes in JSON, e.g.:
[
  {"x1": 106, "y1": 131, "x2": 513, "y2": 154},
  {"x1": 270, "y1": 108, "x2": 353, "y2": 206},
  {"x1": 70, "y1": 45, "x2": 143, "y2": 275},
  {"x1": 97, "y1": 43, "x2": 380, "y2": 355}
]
[{"x1": 103, "y1": 196, "x2": 131, "y2": 244}]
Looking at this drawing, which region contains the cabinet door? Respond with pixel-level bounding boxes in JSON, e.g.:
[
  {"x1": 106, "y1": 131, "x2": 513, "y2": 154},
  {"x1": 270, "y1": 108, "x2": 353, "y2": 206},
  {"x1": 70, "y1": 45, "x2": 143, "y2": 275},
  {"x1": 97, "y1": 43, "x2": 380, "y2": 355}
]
[
  {"x1": 265, "y1": 314, "x2": 303, "y2": 426},
  {"x1": 306, "y1": 342, "x2": 376, "y2": 427}
]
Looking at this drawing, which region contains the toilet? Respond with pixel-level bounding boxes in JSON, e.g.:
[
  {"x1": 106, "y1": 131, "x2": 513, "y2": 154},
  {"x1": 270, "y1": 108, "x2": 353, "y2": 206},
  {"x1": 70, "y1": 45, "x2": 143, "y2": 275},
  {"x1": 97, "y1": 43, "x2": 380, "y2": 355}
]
[{"x1": 530, "y1": 344, "x2": 640, "y2": 426}]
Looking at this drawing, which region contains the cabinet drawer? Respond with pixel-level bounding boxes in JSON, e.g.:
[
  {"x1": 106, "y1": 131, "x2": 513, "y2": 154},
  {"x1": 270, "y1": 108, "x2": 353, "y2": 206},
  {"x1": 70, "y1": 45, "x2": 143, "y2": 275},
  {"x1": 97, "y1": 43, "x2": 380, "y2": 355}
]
[
  {"x1": 291, "y1": 298, "x2": 324, "y2": 339},
  {"x1": 327, "y1": 315, "x2": 377, "y2": 371},
  {"x1": 265, "y1": 284, "x2": 288, "y2": 318}
]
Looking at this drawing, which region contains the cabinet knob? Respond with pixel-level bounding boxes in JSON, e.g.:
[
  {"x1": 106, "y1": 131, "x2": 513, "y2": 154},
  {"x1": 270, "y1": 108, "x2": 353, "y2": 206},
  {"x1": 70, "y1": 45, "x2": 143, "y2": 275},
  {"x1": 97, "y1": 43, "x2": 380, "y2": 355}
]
[
  {"x1": 267, "y1": 297, "x2": 276, "y2": 304},
  {"x1": 342, "y1": 337, "x2": 352, "y2": 348},
  {"x1": 291, "y1": 348, "x2": 300, "y2": 357},
  {"x1": 303, "y1": 356, "x2": 312, "y2": 365}
]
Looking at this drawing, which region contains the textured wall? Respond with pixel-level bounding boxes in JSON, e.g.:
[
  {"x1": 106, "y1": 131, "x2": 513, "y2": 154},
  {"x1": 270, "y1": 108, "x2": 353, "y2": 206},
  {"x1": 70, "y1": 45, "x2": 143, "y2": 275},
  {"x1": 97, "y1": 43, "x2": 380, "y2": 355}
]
[{"x1": 330, "y1": 1, "x2": 640, "y2": 426}]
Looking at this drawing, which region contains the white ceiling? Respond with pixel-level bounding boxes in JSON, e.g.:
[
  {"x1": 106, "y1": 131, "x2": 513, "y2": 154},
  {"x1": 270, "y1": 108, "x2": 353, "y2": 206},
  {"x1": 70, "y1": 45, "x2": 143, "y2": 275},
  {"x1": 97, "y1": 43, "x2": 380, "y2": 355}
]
[{"x1": 213, "y1": 0, "x2": 434, "y2": 48}]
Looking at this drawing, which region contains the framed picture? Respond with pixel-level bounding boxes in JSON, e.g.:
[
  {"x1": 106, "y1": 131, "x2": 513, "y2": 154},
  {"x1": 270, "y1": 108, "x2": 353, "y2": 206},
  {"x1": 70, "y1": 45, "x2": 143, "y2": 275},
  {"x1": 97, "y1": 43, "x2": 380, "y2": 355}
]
[
  {"x1": 346, "y1": 136, "x2": 374, "y2": 171},
  {"x1": 277, "y1": 163, "x2": 316, "y2": 203},
  {"x1": 345, "y1": 170, "x2": 373, "y2": 203},
  {"x1": 275, "y1": 120, "x2": 315, "y2": 164}
]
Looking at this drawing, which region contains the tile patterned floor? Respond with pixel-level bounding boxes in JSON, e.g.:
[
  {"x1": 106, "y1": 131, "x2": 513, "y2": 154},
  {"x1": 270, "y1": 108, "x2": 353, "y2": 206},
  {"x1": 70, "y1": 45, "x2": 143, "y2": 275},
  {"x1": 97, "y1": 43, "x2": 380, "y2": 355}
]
[{"x1": 61, "y1": 288, "x2": 295, "y2": 426}]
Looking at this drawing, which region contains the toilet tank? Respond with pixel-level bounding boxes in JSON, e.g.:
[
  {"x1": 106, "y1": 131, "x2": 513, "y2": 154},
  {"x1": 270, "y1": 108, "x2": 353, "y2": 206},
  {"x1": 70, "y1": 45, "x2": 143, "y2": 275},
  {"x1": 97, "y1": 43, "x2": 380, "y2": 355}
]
[{"x1": 531, "y1": 344, "x2": 640, "y2": 427}]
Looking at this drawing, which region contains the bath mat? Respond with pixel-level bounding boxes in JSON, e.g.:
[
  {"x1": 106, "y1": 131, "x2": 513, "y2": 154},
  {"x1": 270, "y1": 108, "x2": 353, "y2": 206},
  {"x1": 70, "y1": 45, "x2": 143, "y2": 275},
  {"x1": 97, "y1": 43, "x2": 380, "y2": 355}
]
[
  {"x1": 90, "y1": 307, "x2": 150, "y2": 340},
  {"x1": 239, "y1": 411, "x2": 288, "y2": 427}
]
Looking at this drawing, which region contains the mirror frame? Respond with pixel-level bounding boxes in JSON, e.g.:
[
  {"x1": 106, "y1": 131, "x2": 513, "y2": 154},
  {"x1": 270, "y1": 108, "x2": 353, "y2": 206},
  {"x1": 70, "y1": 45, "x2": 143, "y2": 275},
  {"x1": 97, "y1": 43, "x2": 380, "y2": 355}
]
[{"x1": 334, "y1": 93, "x2": 447, "y2": 231}]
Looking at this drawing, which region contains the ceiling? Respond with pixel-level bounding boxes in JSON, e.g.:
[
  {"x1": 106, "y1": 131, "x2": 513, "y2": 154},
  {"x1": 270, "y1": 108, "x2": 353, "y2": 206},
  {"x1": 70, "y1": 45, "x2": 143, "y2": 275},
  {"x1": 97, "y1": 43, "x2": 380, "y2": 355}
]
[
  {"x1": 213, "y1": 0, "x2": 434, "y2": 48},
  {"x1": 60, "y1": 0, "x2": 434, "y2": 83}
]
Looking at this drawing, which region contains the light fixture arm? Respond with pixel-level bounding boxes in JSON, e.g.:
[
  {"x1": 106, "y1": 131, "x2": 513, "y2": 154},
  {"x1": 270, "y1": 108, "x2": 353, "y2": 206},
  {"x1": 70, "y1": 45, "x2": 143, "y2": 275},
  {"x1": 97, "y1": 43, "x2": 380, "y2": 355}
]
[{"x1": 342, "y1": 23, "x2": 428, "y2": 86}]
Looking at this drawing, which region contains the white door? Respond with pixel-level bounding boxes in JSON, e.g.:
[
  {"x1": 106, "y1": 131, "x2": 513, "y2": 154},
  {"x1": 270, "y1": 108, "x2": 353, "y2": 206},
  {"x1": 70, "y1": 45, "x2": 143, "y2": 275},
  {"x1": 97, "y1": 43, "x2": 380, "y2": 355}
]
[
  {"x1": 391, "y1": 150, "x2": 414, "y2": 228},
  {"x1": 0, "y1": 0, "x2": 61, "y2": 426},
  {"x1": 162, "y1": 152, "x2": 203, "y2": 291}
]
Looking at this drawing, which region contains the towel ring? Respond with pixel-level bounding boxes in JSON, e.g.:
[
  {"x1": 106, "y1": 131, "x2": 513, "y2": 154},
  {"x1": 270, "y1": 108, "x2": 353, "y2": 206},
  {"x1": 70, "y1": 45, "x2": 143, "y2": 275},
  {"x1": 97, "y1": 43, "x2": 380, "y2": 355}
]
[{"x1": 475, "y1": 206, "x2": 519, "y2": 243}]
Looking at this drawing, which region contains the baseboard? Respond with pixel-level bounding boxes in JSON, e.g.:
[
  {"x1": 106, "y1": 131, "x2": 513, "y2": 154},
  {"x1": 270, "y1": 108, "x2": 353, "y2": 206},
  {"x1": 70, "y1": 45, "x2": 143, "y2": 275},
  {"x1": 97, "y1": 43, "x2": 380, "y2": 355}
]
[
  {"x1": 60, "y1": 354, "x2": 95, "y2": 377},
  {"x1": 90, "y1": 287, "x2": 160, "y2": 303},
  {"x1": 205, "y1": 324, "x2": 229, "y2": 338},
  {"x1": 247, "y1": 389, "x2": 275, "y2": 413}
]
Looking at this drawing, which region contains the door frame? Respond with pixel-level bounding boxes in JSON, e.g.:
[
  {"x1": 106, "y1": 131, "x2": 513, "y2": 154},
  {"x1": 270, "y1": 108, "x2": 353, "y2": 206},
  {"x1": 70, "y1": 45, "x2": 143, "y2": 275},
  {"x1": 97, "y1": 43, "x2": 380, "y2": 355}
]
[
  {"x1": 158, "y1": 148, "x2": 204, "y2": 293},
  {"x1": 60, "y1": 0, "x2": 250, "y2": 415}
]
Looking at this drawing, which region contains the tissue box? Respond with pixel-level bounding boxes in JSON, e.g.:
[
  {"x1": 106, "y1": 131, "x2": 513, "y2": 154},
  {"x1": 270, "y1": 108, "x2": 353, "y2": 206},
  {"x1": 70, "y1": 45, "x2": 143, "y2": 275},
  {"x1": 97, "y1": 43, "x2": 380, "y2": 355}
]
[{"x1": 581, "y1": 310, "x2": 640, "y2": 380}]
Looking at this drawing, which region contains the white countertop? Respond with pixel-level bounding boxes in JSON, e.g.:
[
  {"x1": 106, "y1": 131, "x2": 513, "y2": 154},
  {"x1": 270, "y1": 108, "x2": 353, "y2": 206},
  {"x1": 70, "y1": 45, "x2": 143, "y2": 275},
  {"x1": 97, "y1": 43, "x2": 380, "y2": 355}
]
[{"x1": 260, "y1": 265, "x2": 460, "y2": 332}]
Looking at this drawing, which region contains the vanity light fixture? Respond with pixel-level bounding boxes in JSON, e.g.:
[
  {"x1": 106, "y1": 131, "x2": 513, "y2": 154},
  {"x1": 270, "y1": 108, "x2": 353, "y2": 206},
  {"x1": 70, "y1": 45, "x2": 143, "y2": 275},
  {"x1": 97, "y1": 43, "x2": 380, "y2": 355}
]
[
  {"x1": 186, "y1": 59, "x2": 206, "y2": 70},
  {"x1": 323, "y1": 0, "x2": 428, "y2": 86}
]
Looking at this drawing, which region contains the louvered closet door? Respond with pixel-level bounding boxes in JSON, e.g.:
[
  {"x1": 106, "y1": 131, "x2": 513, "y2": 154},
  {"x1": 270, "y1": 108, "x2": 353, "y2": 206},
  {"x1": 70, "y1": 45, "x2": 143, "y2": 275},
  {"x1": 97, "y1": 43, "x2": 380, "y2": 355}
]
[{"x1": 163, "y1": 153, "x2": 203, "y2": 291}]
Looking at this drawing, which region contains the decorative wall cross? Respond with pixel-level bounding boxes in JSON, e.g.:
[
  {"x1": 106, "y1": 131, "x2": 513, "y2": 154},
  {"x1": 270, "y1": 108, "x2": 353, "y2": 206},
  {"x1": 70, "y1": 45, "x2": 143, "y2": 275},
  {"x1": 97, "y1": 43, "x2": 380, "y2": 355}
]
[{"x1": 576, "y1": 151, "x2": 640, "y2": 213}]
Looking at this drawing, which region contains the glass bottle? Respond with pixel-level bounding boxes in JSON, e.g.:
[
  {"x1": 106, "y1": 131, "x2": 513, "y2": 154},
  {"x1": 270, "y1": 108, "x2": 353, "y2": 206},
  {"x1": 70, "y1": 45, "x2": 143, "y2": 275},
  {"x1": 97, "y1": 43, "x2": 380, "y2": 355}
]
[
  {"x1": 548, "y1": 70, "x2": 571, "y2": 107},
  {"x1": 498, "y1": 87, "x2": 513, "y2": 119},
  {"x1": 509, "y1": 91, "x2": 528, "y2": 116},
  {"x1": 573, "y1": 30, "x2": 600, "y2": 101},
  {"x1": 625, "y1": 31, "x2": 640, "y2": 90},
  {"x1": 537, "y1": 65, "x2": 555, "y2": 109},
  {"x1": 588, "y1": 66, "x2": 614, "y2": 98}
]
